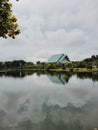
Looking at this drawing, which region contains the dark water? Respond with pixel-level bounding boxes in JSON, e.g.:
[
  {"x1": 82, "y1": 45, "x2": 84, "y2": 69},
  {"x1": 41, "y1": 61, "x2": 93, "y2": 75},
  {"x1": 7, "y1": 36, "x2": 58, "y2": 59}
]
[{"x1": 0, "y1": 71, "x2": 98, "y2": 130}]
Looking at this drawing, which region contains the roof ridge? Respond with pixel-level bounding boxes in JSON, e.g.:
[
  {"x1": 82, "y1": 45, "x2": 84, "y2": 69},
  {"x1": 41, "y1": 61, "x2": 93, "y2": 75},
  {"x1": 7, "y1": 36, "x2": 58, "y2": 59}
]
[{"x1": 57, "y1": 54, "x2": 65, "y2": 62}]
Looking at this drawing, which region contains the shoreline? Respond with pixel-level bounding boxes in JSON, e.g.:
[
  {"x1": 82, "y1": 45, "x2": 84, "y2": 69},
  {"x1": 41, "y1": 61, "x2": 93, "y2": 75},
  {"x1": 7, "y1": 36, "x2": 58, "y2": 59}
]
[{"x1": 0, "y1": 68, "x2": 98, "y2": 73}]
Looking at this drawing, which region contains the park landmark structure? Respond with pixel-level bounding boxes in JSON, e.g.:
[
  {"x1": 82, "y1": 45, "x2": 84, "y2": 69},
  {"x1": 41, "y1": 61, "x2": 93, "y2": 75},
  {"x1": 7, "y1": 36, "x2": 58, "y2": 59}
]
[{"x1": 47, "y1": 53, "x2": 70, "y2": 64}]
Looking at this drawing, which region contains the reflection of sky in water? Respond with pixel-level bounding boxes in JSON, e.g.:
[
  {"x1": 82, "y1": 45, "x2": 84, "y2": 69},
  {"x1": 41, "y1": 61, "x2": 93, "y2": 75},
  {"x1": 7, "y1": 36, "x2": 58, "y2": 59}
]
[{"x1": 0, "y1": 74, "x2": 98, "y2": 129}]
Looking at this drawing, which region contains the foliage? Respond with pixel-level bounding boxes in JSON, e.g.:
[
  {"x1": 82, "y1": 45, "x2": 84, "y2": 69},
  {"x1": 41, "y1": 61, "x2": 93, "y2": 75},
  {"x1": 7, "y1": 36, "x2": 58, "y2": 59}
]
[
  {"x1": 0, "y1": 55, "x2": 98, "y2": 71},
  {"x1": 0, "y1": 0, "x2": 20, "y2": 38}
]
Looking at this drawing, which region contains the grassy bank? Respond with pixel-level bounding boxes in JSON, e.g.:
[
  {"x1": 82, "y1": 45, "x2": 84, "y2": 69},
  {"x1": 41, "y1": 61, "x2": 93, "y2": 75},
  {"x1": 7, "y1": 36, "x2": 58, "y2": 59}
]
[
  {"x1": 0, "y1": 68, "x2": 98, "y2": 73},
  {"x1": 73, "y1": 68, "x2": 98, "y2": 73}
]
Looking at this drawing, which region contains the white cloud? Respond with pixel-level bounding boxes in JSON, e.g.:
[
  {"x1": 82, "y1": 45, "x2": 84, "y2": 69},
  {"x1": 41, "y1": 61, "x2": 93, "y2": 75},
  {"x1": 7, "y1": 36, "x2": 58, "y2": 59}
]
[{"x1": 0, "y1": 0, "x2": 98, "y2": 62}]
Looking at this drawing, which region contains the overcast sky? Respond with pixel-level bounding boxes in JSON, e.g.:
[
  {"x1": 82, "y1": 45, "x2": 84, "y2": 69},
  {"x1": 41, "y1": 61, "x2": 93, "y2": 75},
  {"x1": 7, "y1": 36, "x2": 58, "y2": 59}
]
[{"x1": 0, "y1": 0, "x2": 98, "y2": 62}]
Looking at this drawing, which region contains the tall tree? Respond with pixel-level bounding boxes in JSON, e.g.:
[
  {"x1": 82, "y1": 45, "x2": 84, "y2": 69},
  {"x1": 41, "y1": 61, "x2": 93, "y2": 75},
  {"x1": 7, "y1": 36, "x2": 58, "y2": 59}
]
[{"x1": 0, "y1": 0, "x2": 20, "y2": 38}]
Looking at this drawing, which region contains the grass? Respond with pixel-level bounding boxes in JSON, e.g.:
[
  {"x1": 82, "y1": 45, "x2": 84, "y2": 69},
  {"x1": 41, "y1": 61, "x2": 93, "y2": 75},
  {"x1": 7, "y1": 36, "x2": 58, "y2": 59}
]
[{"x1": 0, "y1": 67, "x2": 98, "y2": 73}]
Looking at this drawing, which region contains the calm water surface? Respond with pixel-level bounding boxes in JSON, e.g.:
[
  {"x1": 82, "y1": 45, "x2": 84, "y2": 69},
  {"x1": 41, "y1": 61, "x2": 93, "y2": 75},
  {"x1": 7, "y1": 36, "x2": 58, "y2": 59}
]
[{"x1": 0, "y1": 72, "x2": 98, "y2": 130}]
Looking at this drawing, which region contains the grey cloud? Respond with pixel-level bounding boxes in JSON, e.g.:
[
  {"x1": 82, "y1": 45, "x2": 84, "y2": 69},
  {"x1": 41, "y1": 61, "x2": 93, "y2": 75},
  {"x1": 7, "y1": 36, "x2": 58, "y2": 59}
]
[{"x1": 0, "y1": 0, "x2": 98, "y2": 62}]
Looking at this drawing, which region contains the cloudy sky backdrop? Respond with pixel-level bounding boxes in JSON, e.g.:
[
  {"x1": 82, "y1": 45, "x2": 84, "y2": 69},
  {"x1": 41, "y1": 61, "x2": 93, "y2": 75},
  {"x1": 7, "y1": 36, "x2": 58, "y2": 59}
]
[{"x1": 0, "y1": 0, "x2": 98, "y2": 62}]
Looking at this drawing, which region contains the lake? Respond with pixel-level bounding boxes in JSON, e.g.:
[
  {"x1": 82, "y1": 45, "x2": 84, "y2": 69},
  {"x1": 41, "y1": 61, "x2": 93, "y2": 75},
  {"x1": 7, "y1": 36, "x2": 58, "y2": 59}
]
[{"x1": 0, "y1": 71, "x2": 98, "y2": 130}]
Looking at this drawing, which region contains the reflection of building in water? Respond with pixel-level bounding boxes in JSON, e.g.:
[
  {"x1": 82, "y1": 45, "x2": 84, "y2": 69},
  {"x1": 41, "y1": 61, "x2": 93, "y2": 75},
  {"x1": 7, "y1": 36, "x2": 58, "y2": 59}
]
[{"x1": 47, "y1": 74, "x2": 71, "y2": 85}]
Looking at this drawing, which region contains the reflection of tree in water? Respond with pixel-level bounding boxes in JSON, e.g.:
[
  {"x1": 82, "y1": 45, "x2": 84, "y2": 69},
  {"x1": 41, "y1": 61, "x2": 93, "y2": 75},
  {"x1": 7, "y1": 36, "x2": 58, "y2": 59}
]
[
  {"x1": 16, "y1": 103, "x2": 83, "y2": 130},
  {"x1": 17, "y1": 118, "x2": 82, "y2": 130},
  {"x1": 0, "y1": 100, "x2": 98, "y2": 130},
  {"x1": 0, "y1": 71, "x2": 98, "y2": 83},
  {"x1": 76, "y1": 72, "x2": 98, "y2": 82},
  {"x1": 18, "y1": 99, "x2": 30, "y2": 114},
  {"x1": 41, "y1": 103, "x2": 83, "y2": 130},
  {"x1": 0, "y1": 71, "x2": 72, "y2": 84},
  {"x1": 41, "y1": 102, "x2": 98, "y2": 130},
  {"x1": 18, "y1": 119, "x2": 33, "y2": 130},
  {"x1": 17, "y1": 101, "x2": 98, "y2": 130},
  {"x1": 0, "y1": 71, "x2": 35, "y2": 78}
]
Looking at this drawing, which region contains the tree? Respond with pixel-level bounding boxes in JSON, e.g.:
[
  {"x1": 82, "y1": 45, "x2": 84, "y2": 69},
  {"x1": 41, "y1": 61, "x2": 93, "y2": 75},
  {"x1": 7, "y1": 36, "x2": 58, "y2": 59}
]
[
  {"x1": 0, "y1": 0, "x2": 20, "y2": 39},
  {"x1": 91, "y1": 55, "x2": 96, "y2": 61}
]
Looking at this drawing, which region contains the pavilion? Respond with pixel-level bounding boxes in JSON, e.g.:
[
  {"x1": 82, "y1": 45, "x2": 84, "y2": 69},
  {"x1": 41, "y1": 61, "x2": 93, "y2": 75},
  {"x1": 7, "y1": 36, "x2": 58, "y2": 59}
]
[{"x1": 47, "y1": 53, "x2": 70, "y2": 64}]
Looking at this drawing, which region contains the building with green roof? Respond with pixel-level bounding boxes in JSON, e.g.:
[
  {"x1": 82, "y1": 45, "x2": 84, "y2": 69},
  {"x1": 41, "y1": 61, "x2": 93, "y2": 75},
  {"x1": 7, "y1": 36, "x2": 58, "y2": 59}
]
[{"x1": 47, "y1": 53, "x2": 70, "y2": 64}]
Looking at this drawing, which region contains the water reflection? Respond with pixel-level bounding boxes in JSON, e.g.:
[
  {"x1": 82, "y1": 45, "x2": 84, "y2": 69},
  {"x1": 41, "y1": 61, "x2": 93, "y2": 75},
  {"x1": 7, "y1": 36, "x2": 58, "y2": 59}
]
[
  {"x1": 0, "y1": 71, "x2": 98, "y2": 129},
  {"x1": 0, "y1": 100, "x2": 98, "y2": 130},
  {"x1": 76, "y1": 72, "x2": 98, "y2": 82},
  {"x1": 47, "y1": 72, "x2": 72, "y2": 84},
  {"x1": 0, "y1": 71, "x2": 35, "y2": 78},
  {"x1": 0, "y1": 71, "x2": 98, "y2": 83}
]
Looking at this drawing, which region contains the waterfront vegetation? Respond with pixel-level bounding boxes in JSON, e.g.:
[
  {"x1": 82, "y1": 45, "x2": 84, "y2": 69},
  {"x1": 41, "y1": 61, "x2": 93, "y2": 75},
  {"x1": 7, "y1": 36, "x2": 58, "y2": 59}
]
[
  {"x1": 0, "y1": 56, "x2": 98, "y2": 130},
  {"x1": 0, "y1": 55, "x2": 98, "y2": 73}
]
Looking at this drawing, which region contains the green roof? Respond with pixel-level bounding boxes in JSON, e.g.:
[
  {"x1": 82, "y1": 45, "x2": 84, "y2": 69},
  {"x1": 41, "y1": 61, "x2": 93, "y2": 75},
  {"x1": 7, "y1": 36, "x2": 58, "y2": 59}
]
[{"x1": 48, "y1": 53, "x2": 70, "y2": 63}]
